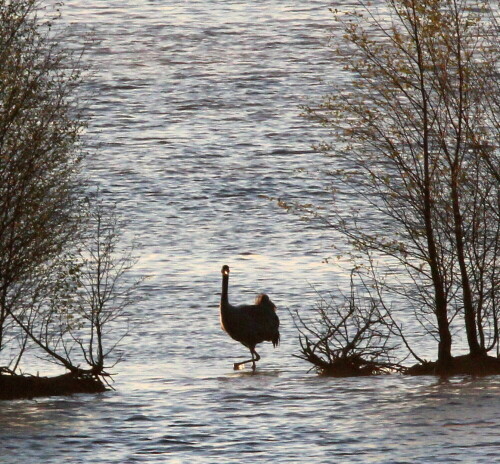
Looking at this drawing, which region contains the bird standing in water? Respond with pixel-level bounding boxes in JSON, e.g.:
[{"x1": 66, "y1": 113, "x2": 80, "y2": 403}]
[{"x1": 219, "y1": 265, "x2": 280, "y2": 371}]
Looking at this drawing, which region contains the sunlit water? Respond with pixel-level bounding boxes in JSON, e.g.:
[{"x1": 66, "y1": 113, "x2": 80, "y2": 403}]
[{"x1": 1, "y1": 1, "x2": 499, "y2": 463}]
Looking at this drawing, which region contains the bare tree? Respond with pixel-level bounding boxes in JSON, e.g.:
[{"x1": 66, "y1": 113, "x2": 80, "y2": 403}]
[
  {"x1": 293, "y1": 271, "x2": 403, "y2": 375},
  {"x1": 69, "y1": 200, "x2": 142, "y2": 378},
  {"x1": 300, "y1": 0, "x2": 500, "y2": 371}
]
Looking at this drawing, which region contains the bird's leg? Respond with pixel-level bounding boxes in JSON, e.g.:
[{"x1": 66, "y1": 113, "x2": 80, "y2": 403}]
[
  {"x1": 233, "y1": 353, "x2": 254, "y2": 370},
  {"x1": 251, "y1": 349, "x2": 260, "y2": 371},
  {"x1": 233, "y1": 348, "x2": 259, "y2": 371}
]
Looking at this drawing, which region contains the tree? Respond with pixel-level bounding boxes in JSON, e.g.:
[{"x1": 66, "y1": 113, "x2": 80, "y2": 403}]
[
  {"x1": 301, "y1": 0, "x2": 500, "y2": 372},
  {"x1": 1, "y1": 195, "x2": 141, "y2": 392},
  {"x1": 0, "y1": 2, "x2": 139, "y2": 398},
  {"x1": 293, "y1": 271, "x2": 403, "y2": 376},
  {"x1": 0, "y1": 0, "x2": 85, "y2": 359},
  {"x1": 67, "y1": 199, "x2": 141, "y2": 377}
]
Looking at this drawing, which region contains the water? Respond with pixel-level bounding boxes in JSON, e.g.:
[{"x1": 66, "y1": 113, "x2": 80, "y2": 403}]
[{"x1": 1, "y1": 1, "x2": 499, "y2": 463}]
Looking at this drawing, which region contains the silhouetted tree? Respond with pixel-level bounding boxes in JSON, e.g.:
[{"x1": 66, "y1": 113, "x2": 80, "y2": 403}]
[
  {"x1": 0, "y1": 0, "x2": 85, "y2": 361},
  {"x1": 293, "y1": 271, "x2": 403, "y2": 375},
  {"x1": 300, "y1": 0, "x2": 500, "y2": 372},
  {"x1": 68, "y1": 200, "x2": 141, "y2": 377},
  {"x1": 3, "y1": 196, "x2": 141, "y2": 385},
  {"x1": 0, "y1": 2, "x2": 139, "y2": 396}
]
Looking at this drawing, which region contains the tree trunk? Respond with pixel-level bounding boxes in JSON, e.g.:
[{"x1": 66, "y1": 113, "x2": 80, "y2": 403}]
[
  {"x1": 426, "y1": 220, "x2": 453, "y2": 367},
  {"x1": 411, "y1": 5, "x2": 453, "y2": 368},
  {"x1": 450, "y1": 178, "x2": 483, "y2": 356},
  {"x1": 423, "y1": 169, "x2": 452, "y2": 366}
]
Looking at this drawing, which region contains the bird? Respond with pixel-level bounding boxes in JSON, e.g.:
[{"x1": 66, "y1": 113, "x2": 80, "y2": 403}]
[{"x1": 219, "y1": 264, "x2": 280, "y2": 371}]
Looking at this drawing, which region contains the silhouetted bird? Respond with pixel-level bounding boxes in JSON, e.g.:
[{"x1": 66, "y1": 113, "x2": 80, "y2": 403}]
[{"x1": 219, "y1": 265, "x2": 280, "y2": 371}]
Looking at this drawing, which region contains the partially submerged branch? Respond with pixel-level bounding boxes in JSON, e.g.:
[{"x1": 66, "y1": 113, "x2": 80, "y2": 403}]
[{"x1": 293, "y1": 272, "x2": 405, "y2": 376}]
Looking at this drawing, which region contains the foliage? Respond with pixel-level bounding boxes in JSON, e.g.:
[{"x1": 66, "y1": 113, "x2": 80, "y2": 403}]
[
  {"x1": 0, "y1": 0, "x2": 85, "y2": 357},
  {"x1": 299, "y1": 0, "x2": 500, "y2": 371},
  {"x1": 0, "y1": 1, "x2": 139, "y2": 387}
]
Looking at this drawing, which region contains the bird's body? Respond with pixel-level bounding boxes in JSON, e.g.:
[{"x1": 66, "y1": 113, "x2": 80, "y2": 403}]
[{"x1": 219, "y1": 265, "x2": 280, "y2": 370}]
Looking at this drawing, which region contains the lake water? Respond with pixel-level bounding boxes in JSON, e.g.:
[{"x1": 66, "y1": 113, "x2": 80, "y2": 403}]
[{"x1": 1, "y1": 1, "x2": 500, "y2": 463}]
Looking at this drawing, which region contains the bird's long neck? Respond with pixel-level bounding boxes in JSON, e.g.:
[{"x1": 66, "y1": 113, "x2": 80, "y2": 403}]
[{"x1": 221, "y1": 272, "x2": 229, "y2": 310}]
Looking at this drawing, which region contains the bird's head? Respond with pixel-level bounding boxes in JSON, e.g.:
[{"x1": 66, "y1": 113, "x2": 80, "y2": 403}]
[{"x1": 221, "y1": 265, "x2": 230, "y2": 276}]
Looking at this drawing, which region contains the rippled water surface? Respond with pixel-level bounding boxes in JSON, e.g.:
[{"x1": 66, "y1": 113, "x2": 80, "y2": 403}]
[{"x1": 1, "y1": 1, "x2": 500, "y2": 463}]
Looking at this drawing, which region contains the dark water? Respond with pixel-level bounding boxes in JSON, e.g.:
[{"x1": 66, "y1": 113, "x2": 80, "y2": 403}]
[{"x1": 1, "y1": 1, "x2": 499, "y2": 463}]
